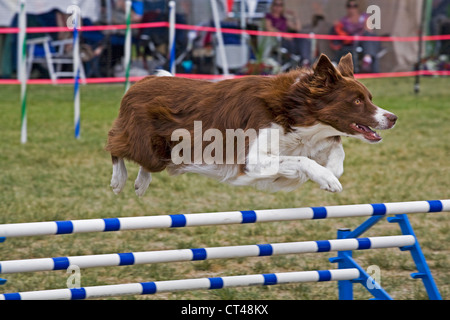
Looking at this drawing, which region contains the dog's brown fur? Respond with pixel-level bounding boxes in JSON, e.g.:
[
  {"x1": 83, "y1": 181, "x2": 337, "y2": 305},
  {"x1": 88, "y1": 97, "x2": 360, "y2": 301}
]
[
  {"x1": 107, "y1": 54, "x2": 381, "y2": 170},
  {"x1": 106, "y1": 53, "x2": 397, "y2": 195}
]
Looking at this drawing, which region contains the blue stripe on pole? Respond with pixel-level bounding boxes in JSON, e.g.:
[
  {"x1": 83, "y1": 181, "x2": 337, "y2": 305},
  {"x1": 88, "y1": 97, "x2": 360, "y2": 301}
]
[
  {"x1": 170, "y1": 215, "x2": 186, "y2": 228},
  {"x1": 74, "y1": 119, "x2": 81, "y2": 139},
  {"x1": 74, "y1": 69, "x2": 80, "y2": 98},
  {"x1": 141, "y1": 282, "x2": 157, "y2": 294},
  {"x1": 56, "y1": 221, "x2": 73, "y2": 234},
  {"x1": 103, "y1": 218, "x2": 121, "y2": 231},
  {"x1": 317, "y1": 270, "x2": 332, "y2": 282},
  {"x1": 371, "y1": 203, "x2": 387, "y2": 216},
  {"x1": 263, "y1": 273, "x2": 277, "y2": 285},
  {"x1": 2, "y1": 293, "x2": 21, "y2": 300},
  {"x1": 118, "y1": 253, "x2": 135, "y2": 265},
  {"x1": 357, "y1": 238, "x2": 371, "y2": 250},
  {"x1": 312, "y1": 207, "x2": 327, "y2": 219},
  {"x1": 209, "y1": 277, "x2": 224, "y2": 289},
  {"x1": 70, "y1": 288, "x2": 86, "y2": 300},
  {"x1": 257, "y1": 244, "x2": 273, "y2": 256},
  {"x1": 52, "y1": 257, "x2": 70, "y2": 270},
  {"x1": 73, "y1": 23, "x2": 78, "y2": 43},
  {"x1": 74, "y1": 66, "x2": 80, "y2": 139},
  {"x1": 191, "y1": 248, "x2": 207, "y2": 261},
  {"x1": 169, "y1": 42, "x2": 176, "y2": 73},
  {"x1": 241, "y1": 210, "x2": 257, "y2": 223},
  {"x1": 316, "y1": 240, "x2": 331, "y2": 252},
  {"x1": 427, "y1": 200, "x2": 443, "y2": 212}
]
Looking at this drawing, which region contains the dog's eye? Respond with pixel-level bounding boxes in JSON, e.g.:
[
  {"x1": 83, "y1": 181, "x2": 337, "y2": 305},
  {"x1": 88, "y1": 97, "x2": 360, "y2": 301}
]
[{"x1": 354, "y1": 99, "x2": 362, "y2": 105}]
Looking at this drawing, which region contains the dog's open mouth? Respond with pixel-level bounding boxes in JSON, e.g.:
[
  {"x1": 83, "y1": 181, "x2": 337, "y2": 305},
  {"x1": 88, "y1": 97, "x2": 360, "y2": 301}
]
[{"x1": 350, "y1": 123, "x2": 382, "y2": 142}]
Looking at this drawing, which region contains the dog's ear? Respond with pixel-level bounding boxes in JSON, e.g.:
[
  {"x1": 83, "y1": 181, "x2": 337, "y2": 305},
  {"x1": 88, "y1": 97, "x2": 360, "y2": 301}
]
[
  {"x1": 313, "y1": 54, "x2": 342, "y2": 85},
  {"x1": 337, "y1": 53, "x2": 354, "y2": 78}
]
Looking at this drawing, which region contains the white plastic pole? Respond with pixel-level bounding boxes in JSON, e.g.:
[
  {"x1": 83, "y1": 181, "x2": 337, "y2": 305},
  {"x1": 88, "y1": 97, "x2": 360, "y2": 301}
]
[
  {"x1": 168, "y1": 1, "x2": 176, "y2": 74},
  {"x1": 124, "y1": 0, "x2": 132, "y2": 91},
  {"x1": 0, "y1": 200, "x2": 449, "y2": 238},
  {"x1": 210, "y1": 0, "x2": 229, "y2": 75},
  {"x1": 18, "y1": 0, "x2": 27, "y2": 144},
  {"x1": 0, "y1": 269, "x2": 359, "y2": 300},
  {"x1": 73, "y1": 5, "x2": 81, "y2": 139},
  {"x1": 0, "y1": 236, "x2": 415, "y2": 274},
  {"x1": 240, "y1": 0, "x2": 248, "y2": 61}
]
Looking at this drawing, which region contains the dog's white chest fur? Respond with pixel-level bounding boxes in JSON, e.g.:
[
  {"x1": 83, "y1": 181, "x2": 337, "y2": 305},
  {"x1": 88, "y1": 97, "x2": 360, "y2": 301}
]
[
  {"x1": 231, "y1": 123, "x2": 345, "y2": 192},
  {"x1": 169, "y1": 123, "x2": 345, "y2": 193},
  {"x1": 277, "y1": 123, "x2": 343, "y2": 162}
]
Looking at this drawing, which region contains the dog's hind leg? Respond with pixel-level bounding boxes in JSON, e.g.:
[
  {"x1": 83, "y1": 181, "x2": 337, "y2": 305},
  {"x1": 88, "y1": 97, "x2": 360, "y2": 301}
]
[
  {"x1": 135, "y1": 166, "x2": 152, "y2": 197},
  {"x1": 110, "y1": 156, "x2": 128, "y2": 194}
]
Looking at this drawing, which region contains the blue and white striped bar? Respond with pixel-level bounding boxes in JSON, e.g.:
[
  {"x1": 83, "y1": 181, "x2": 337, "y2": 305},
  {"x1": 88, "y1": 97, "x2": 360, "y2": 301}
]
[
  {"x1": 0, "y1": 200, "x2": 448, "y2": 238},
  {"x1": 0, "y1": 236, "x2": 414, "y2": 274},
  {"x1": 0, "y1": 269, "x2": 359, "y2": 300}
]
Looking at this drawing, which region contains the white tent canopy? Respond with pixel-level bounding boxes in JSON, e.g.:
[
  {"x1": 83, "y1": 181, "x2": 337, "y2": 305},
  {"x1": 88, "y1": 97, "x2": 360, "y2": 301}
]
[{"x1": 0, "y1": 0, "x2": 100, "y2": 26}]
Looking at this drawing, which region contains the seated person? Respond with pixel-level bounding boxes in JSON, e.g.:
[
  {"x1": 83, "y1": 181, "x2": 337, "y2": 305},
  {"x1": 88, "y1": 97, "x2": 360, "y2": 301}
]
[
  {"x1": 331, "y1": 0, "x2": 381, "y2": 73},
  {"x1": 265, "y1": 0, "x2": 311, "y2": 66},
  {"x1": 99, "y1": 0, "x2": 143, "y2": 76}
]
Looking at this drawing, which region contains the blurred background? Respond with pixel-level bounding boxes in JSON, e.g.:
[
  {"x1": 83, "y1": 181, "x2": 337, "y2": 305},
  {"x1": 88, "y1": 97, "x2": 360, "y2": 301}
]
[
  {"x1": 0, "y1": 0, "x2": 449, "y2": 301},
  {"x1": 0, "y1": 0, "x2": 449, "y2": 80}
]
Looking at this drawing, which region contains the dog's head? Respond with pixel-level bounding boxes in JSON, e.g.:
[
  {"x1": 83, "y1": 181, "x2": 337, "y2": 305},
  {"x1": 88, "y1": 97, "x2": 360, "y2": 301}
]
[{"x1": 290, "y1": 53, "x2": 397, "y2": 143}]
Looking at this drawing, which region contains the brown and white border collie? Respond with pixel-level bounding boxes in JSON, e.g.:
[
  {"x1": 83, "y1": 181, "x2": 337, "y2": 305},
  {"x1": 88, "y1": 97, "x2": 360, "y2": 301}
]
[{"x1": 106, "y1": 53, "x2": 397, "y2": 196}]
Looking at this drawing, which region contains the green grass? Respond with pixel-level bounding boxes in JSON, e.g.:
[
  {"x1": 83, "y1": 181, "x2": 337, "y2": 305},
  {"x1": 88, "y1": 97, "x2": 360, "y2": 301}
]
[{"x1": 0, "y1": 77, "x2": 449, "y2": 300}]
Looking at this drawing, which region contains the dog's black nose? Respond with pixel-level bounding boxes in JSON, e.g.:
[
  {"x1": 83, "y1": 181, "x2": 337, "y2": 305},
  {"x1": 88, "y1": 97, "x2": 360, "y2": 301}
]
[{"x1": 385, "y1": 113, "x2": 398, "y2": 125}]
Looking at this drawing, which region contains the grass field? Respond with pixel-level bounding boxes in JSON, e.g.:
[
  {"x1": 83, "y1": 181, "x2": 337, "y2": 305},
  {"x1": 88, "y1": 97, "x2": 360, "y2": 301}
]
[{"x1": 0, "y1": 76, "x2": 449, "y2": 300}]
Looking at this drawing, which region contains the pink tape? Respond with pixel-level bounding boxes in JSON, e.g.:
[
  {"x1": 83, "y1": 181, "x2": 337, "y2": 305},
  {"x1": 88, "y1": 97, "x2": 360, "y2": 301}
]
[
  {"x1": 0, "y1": 70, "x2": 447, "y2": 85},
  {"x1": 1, "y1": 22, "x2": 449, "y2": 42}
]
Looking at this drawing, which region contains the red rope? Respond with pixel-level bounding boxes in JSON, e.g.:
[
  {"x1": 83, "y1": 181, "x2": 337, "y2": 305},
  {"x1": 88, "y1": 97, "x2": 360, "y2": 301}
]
[
  {"x1": 0, "y1": 70, "x2": 447, "y2": 85},
  {"x1": 1, "y1": 22, "x2": 449, "y2": 42}
]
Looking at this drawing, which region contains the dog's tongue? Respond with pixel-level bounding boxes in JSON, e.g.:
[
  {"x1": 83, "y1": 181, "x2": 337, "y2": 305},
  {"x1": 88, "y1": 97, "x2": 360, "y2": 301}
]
[{"x1": 360, "y1": 124, "x2": 381, "y2": 141}]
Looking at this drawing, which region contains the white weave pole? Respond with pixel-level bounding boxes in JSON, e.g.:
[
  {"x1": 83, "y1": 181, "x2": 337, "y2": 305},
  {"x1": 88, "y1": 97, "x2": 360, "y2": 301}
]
[
  {"x1": 240, "y1": 0, "x2": 246, "y2": 57},
  {"x1": 0, "y1": 236, "x2": 415, "y2": 274},
  {"x1": 210, "y1": 0, "x2": 229, "y2": 75},
  {"x1": 72, "y1": 3, "x2": 81, "y2": 139},
  {"x1": 124, "y1": 0, "x2": 132, "y2": 92},
  {"x1": 0, "y1": 269, "x2": 359, "y2": 300},
  {"x1": 168, "y1": 1, "x2": 176, "y2": 74},
  {"x1": 18, "y1": 0, "x2": 27, "y2": 144}
]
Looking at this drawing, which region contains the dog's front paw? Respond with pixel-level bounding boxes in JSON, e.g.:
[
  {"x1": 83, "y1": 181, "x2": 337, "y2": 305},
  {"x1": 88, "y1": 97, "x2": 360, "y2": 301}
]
[
  {"x1": 310, "y1": 168, "x2": 343, "y2": 193},
  {"x1": 319, "y1": 175, "x2": 342, "y2": 193}
]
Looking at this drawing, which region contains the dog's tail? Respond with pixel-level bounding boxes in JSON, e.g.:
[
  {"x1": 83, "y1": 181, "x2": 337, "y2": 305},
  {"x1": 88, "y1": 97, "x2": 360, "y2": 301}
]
[{"x1": 154, "y1": 69, "x2": 174, "y2": 77}]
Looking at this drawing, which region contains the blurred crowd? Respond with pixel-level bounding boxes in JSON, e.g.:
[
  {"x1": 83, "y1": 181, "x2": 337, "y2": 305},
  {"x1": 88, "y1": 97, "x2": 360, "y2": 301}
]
[{"x1": 0, "y1": 0, "x2": 448, "y2": 79}]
